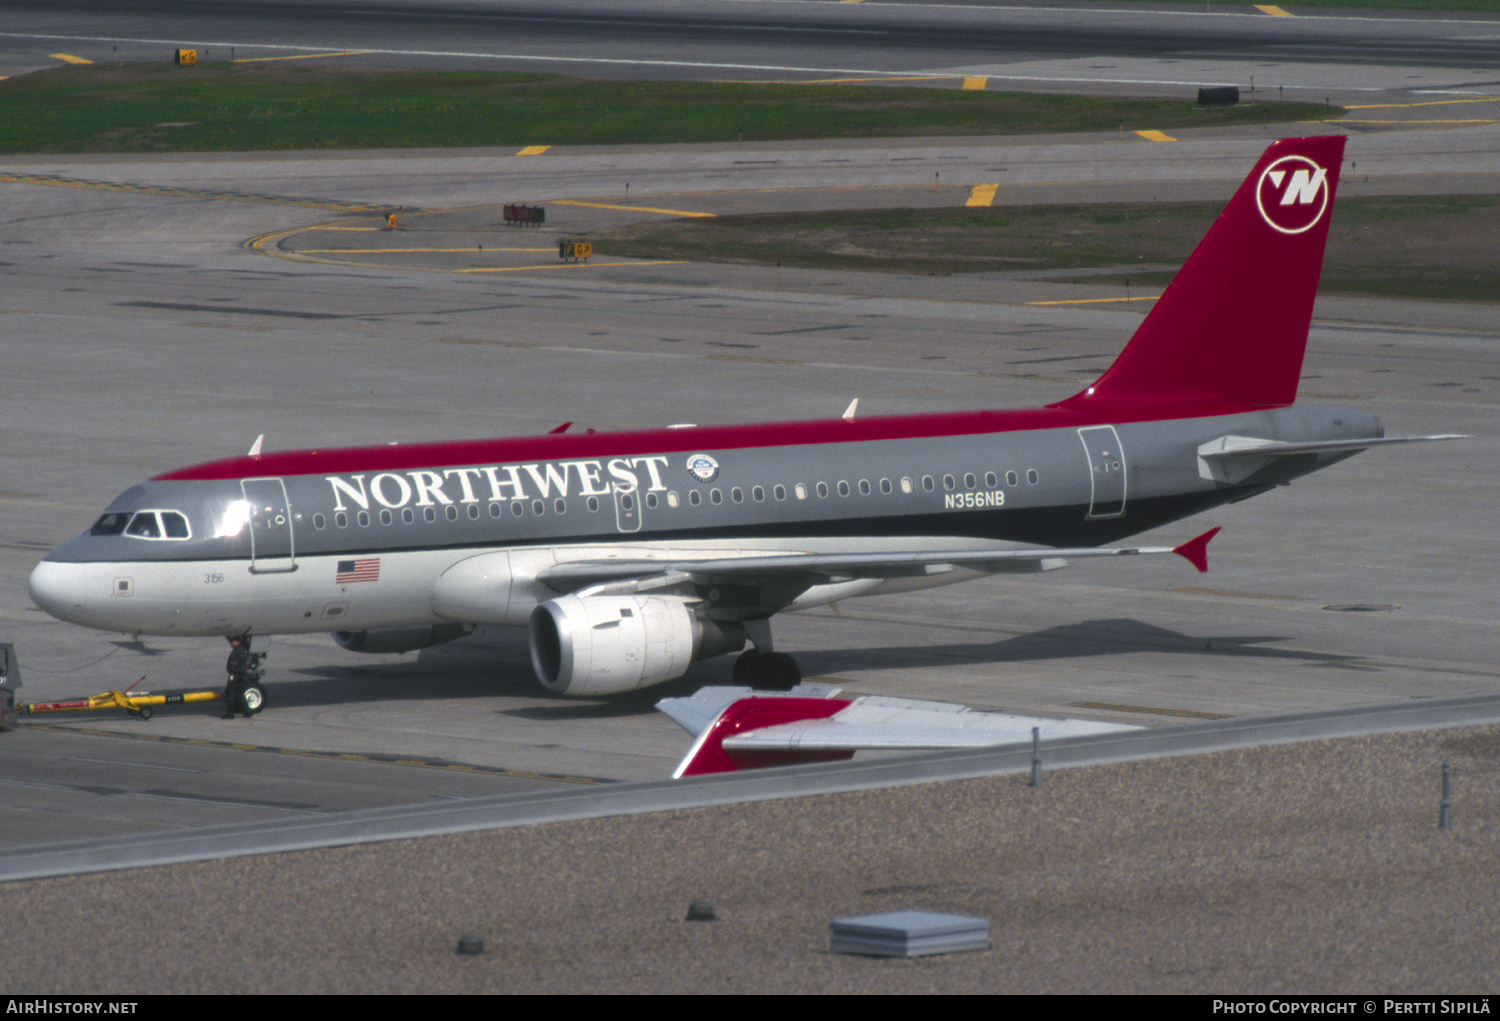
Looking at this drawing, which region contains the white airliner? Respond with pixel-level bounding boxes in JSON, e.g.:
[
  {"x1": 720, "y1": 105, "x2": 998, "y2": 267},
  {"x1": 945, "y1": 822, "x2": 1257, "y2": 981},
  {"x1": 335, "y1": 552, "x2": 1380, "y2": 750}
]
[{"x1": 28, "y1": 136, "x2": 1453, "y2": 709}]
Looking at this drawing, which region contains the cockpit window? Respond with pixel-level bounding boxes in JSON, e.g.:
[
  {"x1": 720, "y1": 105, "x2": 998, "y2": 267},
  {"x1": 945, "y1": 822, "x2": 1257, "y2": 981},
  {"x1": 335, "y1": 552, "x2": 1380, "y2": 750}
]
[
  {"x1": 118, "y1": 510, "x2": 193, "y2": 541},
  {"x1": 90, "y1": 513, "x2": 131, "y2": 536},
  {"x1": 126, "y1": 513, "x2": 161, "y2": 538}
]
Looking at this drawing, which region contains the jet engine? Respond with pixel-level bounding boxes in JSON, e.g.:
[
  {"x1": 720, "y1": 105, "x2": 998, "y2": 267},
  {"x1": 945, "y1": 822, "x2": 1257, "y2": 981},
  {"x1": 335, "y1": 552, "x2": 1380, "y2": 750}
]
[
  {"x1": 529, "y1": 594, "x2": 746, "y2": 696},
  {"x1": 333, "y1": 623, "x2": 472, "y2": 654}
]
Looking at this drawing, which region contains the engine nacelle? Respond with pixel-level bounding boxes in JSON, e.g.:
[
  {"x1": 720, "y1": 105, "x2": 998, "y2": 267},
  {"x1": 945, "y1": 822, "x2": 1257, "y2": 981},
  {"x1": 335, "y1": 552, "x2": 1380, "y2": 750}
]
[
  {"x1": 529, "y1": 594, "x2": 746, "y2": 696},
  {"x1": 333, "y1": 623, "x2": 472, "y2": 654}
]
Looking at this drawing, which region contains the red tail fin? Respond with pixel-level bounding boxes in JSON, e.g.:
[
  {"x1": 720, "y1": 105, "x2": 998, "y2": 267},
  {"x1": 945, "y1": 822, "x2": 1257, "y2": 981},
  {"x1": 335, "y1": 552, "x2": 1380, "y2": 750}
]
[{"x1": 1059, "y1": 136, "x2": 1345, "y2": 413}]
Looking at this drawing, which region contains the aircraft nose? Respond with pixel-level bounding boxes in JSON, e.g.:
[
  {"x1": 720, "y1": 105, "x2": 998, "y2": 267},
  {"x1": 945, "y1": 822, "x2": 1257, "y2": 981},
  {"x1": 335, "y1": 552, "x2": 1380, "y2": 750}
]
[{"x1": 29, "y1": 560, "x2": 88, "y2": 622}]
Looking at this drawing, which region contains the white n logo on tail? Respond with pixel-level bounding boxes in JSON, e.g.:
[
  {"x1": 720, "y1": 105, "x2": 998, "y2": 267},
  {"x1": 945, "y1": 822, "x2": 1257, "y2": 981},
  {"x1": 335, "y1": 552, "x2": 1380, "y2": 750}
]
[{"x1": 1256, "y1": 155, "x2": 1332, "y2": 235}]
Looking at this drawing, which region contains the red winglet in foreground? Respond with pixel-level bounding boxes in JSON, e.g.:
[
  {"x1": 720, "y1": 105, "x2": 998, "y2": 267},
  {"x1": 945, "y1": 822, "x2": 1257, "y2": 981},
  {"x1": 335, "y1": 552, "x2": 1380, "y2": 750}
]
[{"x1": 662, "y1": 688, "x2": 1144, "y2": 778}]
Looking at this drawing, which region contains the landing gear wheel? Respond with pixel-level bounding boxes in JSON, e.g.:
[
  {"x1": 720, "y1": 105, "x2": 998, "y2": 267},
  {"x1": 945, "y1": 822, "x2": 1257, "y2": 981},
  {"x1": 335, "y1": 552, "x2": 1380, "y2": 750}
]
[
  {"x1": 732, "y1": 649, "x2": 801, "y2": 691},
  {"x1": 237, "y1": 684, "x2": 266, "y2": 716},
  {"x1": 761, "y1": 652, "x2": 801, "y2": 692},
  {"x1": 135, "y1": 706, "x2": 152, "y2": 720},
  {"x1": 732, "y1": 649, "x2": 761, "y2": 686}
]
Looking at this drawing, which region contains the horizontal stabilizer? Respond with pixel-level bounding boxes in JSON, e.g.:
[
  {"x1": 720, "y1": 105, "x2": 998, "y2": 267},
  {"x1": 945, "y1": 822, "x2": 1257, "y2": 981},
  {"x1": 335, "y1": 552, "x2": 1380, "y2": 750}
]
[{"x1": 1197, "y1": 433, "x2": 1467, "y2": 483}]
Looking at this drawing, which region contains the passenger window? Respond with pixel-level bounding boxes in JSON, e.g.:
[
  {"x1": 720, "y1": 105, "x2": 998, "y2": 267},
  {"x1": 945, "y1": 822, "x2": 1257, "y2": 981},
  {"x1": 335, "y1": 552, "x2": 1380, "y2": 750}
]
[
  {"x1": 837, "y1": 481, "x2": 849, "y2": 497},
  {"x1": 511, "y1": 501, "x2": 525, "y2": 517},
  {"x1": 775, "y1": 485, "x2": 786, "y2": 501},
  {"x1": 668, "y1": 491, "x2": 680, "y2": 508},
  {"x1": 469, "y1": 504, "x2": 480, "y2": 520},
  {"x1": 425, "y1": 507, "x2": 438, "y2": 523},
  {"x1": 860, "y1": 480, "x2": 872, "y2": 496},
  {"x1": 795, "y1": 484, "x2": 807, "y2": 500},
  {"x1": 816, "y1": 482, "x2": 829, "y2": 499},
  {"x1": 731, "y1": 487, "x2": 743, "y2": 504},
  {"x1": 336, "y1": 512, "x2": 348, "y2": 529},
  {"x1": 689, "y1": 490, "x2": 701, "y2": 506},
  {"x1": 313, "y1": 513, "x2": 326, "y2": 531},
  {"x1": 1027, "y1": 469, "x2": 1039, "y2": 485},
  {"x1": 1006, "y1": 471, "x2": 1018, "y2": 487},
  {"x1": 986, "y1": 472, "x2": 997, "y2": 488},
  {"x1": 533, "y1": 500, "x2": 546, "y2": 516},
  {"x1": 380, "y1": 510, "x2": 393, "y2": 526},
  {"x1": 964, "y1": 473, "x2": 976, "y2": 489},
  {"x1": 490, "y1": 502, "x2": 503, "y2": 518},
  {"x1": 922, "y1": 476, "x2": 934, "y2": 492},
  {"x1": 554, "y1": 498, "x2": 566, "y2": 514},
  {"x1": 880, "y1": 479, "x2": 892, "y2": 495},
  {"x1": 710, "y1": 489, "x2": 722, "y2": 505},
  {"x1": 752, "y1": 486, "x2": 765, "y2": 502},
  {"x1": 402, "y1": 508, "x2": 414, "y2": 524},
  {"x1": 446, "y1": 505, "x2": 458, "y2": 522},
  {"x1": 357, "y1": 511, "x2": 370, "y2": 528},
  {"x1": 943, "y1": 475, "x2": 955, "y2": 491},
  {"x1": 901, "y1": 477, "x2": 913, "y2": 494},
  {"x1": 646, "y1": 493, "x2": 658, "y2": 509},
  {"x1": 588, "y1": 496, "x2": 600, "y2": 512}
]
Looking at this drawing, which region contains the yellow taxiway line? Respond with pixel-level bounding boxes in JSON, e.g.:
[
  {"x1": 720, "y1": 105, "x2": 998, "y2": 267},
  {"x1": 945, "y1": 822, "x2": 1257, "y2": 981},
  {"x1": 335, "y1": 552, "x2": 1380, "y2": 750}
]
[
  {"x1": 50, "y1": 53, "x2": 92, "y2": 64},
  {"x1": 1135, "y1": 129, "x2": 1177, "y2": 143},
  {"x1": 298, "y1": 247, "x2": 554, "y2": 254},
  {"x1": 1027, "y1": 296, "x2": 1160, "y2": 306},
  {"x1": 966, "y1": 183, "x2": 999, "y2": 207},
  {"x1": 552, "y1": 199, "x2": 716, "y2": 218}
]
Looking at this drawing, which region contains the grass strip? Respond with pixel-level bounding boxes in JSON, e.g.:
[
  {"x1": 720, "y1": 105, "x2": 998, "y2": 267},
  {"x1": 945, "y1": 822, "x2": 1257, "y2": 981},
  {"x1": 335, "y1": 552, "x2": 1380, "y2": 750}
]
[
  {"x1": 0, "y1": 64, "x2": 1334, "y2": 154},
  {"x1": 598, "y1": 196, "x2": 1500, "y2": 304}
]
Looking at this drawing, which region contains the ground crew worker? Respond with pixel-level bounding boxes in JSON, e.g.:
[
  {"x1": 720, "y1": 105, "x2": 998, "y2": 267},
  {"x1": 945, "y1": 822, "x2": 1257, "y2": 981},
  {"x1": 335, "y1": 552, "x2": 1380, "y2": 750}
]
[{"x1": 223, "y1": 636, "x2": 250, "y2": 718}]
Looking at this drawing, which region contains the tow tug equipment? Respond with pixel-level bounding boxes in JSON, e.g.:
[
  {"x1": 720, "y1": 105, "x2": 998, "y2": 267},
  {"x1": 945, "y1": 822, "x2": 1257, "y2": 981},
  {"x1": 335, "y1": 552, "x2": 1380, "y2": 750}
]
[
  {"x1": 22, "y1": 677, "x2": 227, "y2": 720},
  {"x1": 0, "y1": 641, "x2": 269, "y2": 725}
]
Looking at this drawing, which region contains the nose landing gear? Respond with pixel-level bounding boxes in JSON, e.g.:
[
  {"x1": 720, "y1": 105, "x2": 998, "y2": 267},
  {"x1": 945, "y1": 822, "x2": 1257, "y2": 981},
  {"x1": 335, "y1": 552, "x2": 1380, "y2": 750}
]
[{"x1": 224, "y1": 636, "x2": 267, "y2": 718}]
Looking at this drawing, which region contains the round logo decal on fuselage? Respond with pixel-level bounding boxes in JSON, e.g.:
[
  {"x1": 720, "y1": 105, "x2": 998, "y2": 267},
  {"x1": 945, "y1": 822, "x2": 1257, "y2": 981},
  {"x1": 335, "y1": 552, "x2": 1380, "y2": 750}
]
[
  {"x1": 686, "y1": 453, "x2": 720, "y2": 483},
  {"x1": 1255, "y1": 154, "x2": 1331, "y2": 235}
]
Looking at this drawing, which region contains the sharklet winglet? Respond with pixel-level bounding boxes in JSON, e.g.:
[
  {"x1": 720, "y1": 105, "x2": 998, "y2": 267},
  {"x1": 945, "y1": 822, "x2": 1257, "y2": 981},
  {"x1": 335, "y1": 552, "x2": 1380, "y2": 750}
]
[{"x1": 1172, "y1": 527, "x2": 1220, "y2": 573}]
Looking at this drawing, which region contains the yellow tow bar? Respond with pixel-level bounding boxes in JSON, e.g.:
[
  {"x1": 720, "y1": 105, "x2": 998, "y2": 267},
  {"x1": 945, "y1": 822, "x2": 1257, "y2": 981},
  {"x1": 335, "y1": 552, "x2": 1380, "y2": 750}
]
[{"x1": 23, "y1": 678, "x2": 222, "y2": 720}]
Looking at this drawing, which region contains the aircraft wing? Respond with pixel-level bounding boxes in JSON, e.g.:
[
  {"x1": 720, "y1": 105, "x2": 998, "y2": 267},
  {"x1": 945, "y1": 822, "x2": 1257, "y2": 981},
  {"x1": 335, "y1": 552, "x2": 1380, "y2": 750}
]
[
  {"x1": 538, "y1": 528, "x2": 1220, "y2": 594},
  {"x1": 658, "y1": 686, "x2": 1143, "y2": 778}
]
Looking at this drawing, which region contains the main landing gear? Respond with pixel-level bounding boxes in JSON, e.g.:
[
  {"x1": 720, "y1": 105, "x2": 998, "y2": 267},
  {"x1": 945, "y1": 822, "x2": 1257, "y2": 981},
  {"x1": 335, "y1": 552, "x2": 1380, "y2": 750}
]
[
  {"x1": 731, "y1": 649, "x2": 802, "y2": 691},
  {"x1": 730, "y1": 620, "x2": 802, "y2": 691}
]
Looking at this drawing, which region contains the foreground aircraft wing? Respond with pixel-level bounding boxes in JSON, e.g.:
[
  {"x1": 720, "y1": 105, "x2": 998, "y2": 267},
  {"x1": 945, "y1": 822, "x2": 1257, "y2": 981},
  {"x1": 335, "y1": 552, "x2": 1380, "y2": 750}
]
[
  {"x1": 539, "y1": 528, "x2": 1221, "y2": 593},
  {"x1": 658, "y1": 686, "x2": 1143, "y2": 777}
]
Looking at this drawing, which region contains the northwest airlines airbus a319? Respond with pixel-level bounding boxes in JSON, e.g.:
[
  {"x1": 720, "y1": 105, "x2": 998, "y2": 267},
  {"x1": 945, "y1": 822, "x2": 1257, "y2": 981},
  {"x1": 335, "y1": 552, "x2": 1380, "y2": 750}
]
[{"x1": 29, "y1": 137, "x2": 1453, "y2": 710}]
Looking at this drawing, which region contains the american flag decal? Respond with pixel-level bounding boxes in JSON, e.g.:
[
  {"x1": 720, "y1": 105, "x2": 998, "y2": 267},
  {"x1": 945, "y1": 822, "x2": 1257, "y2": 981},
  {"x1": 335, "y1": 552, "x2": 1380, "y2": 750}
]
[{"x1": 336, "y1": 558, "x2": 380, "y2": 584}]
